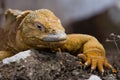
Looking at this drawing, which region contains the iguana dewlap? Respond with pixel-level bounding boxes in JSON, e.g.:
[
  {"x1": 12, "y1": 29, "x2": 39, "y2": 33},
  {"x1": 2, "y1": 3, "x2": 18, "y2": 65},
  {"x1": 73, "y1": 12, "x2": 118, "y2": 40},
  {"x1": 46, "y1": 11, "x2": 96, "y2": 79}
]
[{"x1": 0, "y1": 9, "x2": 116, "y2": 73}]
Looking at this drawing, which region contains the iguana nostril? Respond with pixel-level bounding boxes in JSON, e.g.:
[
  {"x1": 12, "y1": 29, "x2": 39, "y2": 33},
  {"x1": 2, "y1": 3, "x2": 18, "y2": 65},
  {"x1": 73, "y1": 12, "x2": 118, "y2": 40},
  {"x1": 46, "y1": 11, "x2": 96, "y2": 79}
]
[
  {"x1": 48, "y1": 28, "x2": 56, "y2": 34},
  {"x1": 52, "y1": 29, "x2": 56, "y2": 34}
]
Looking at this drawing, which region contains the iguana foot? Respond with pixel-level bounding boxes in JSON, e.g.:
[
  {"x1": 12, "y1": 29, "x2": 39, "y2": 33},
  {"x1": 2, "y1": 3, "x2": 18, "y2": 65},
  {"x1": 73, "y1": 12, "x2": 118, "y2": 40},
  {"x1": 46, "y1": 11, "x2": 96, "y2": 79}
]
[
  {"x1": 77, "y1": 53, "x2": 117, "y2": 74},
  {"x1": 0, "y1": 51, "x2": 14, "y2": 60}
]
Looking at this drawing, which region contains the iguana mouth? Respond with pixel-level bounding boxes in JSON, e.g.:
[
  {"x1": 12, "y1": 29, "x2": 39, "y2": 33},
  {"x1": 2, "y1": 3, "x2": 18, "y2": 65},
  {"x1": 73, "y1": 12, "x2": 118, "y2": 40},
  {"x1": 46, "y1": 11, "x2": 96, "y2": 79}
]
[{"x1": 42, "y1": 31, "x2": 67, "y2": 42}]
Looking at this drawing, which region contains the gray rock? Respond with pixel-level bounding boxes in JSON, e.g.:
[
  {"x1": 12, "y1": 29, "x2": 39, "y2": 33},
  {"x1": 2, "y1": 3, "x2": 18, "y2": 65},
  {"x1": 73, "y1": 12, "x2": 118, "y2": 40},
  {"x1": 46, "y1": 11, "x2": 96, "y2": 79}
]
[{"x1": 0, "y1": 49, "x2": 119, "y2": 80}]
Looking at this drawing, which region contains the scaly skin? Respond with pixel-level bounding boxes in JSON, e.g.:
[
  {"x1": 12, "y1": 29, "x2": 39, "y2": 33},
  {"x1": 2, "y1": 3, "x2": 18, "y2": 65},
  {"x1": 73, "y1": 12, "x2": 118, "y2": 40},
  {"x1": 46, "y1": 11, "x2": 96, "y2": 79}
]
[{"x1": 0, "y1": 9, "x2": 116, "y2": 74}]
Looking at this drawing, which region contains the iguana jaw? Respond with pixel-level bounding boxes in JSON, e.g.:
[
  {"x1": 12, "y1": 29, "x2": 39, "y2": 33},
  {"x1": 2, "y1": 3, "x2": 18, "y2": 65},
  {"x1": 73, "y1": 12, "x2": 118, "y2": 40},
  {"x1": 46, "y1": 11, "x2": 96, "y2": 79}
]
[{"x1": 41, "y1": 30, "x2": 67, "y2": 42}]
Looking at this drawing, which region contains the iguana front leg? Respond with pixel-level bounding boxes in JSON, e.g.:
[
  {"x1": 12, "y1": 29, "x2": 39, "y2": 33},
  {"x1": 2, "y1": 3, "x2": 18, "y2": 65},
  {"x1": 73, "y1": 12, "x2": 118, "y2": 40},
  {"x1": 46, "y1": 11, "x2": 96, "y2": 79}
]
[
  {"x1": 78, "y1": 52, "x2": 116, "y2": 73},
  {"x1": 77, "y1": 36, "x2": 117, "y2": 73},
  {"x1": 0, "y1": 51, "x2": 14, "y2": 60},
  {"x1": 62, "y1": 34, "x2": 116, "y2": 73}
]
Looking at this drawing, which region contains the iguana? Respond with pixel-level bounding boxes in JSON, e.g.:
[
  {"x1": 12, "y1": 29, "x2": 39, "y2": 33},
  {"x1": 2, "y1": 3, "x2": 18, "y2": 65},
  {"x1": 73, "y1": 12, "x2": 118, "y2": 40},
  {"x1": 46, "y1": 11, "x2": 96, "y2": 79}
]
[{"x1": 0, "y1": 9, "x2": 116, "y2": 74}]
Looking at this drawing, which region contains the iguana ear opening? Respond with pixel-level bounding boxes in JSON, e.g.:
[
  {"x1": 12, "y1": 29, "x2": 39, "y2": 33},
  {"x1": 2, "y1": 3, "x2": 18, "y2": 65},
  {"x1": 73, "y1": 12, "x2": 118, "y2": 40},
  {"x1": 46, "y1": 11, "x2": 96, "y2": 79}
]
[{"x1": 16, "y1": 10, "x2": 32, "y2": 23}]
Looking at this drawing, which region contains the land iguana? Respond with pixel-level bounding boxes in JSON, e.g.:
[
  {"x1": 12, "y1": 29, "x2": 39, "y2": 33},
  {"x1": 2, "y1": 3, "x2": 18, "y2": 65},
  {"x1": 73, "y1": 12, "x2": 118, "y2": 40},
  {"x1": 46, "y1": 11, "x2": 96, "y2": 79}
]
[{"x1": 0, "y1": 9, "x2": 116, "y2": 74}]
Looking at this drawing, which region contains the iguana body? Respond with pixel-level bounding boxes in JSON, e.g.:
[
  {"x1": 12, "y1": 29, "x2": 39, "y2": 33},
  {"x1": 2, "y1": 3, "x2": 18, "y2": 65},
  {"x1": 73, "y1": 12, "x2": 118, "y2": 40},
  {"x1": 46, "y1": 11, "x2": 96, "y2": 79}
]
[{"x1": 0, "y1": 9, "x2": 116, "y2": 73}]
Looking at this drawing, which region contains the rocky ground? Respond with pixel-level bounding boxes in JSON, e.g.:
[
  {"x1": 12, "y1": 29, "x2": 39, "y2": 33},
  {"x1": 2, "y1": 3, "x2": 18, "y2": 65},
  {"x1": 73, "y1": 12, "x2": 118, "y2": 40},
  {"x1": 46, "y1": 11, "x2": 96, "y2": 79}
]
[{"x1": 0, "y1": 49, "x2": 119, "y2": 80}]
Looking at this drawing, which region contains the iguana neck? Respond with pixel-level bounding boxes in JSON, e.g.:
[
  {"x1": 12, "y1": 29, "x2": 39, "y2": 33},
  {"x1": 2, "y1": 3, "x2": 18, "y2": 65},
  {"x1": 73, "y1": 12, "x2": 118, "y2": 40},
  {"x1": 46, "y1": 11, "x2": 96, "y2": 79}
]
[
  {"x1": 0, "y1": 27, "x2": 17, "y2": 52},
  {"x1": 15, "y1": 30, "x2": 31, "y2": 52},
  {"x1": 0, "y1": 19, "x2": 29, "y2": 52}
]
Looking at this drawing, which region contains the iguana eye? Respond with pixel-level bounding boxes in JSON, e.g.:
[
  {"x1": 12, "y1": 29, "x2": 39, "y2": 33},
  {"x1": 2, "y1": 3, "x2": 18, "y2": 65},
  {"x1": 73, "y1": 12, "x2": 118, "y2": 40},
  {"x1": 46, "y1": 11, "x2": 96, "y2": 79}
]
[{"x1": 35, "y1": 23, "x2": 45, "y2": 31}]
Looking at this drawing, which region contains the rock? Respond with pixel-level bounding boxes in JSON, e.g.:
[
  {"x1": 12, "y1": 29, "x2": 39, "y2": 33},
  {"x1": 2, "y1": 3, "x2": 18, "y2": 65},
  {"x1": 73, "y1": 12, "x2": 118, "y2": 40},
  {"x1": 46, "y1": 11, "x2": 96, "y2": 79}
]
[
  {"x1": 0, "y1": 49, "x2": 119, "y2": 80},
  {"x1": 88, "y1": 75, "x2": 102, "y2": 80}
]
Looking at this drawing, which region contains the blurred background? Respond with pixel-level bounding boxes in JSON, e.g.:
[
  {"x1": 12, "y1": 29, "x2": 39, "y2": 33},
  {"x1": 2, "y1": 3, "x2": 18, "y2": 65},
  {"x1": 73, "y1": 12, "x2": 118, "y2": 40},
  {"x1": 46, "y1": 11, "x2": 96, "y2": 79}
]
[{"x1": 0, "y1": 0, "x2": 120, "y2": 52}]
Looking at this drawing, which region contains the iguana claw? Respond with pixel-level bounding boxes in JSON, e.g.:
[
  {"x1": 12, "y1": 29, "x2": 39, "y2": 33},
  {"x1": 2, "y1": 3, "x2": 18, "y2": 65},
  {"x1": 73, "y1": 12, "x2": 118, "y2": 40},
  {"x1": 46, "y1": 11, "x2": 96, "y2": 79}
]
[{"x1": 77, "y1": 53, "x2": 117, "y2": 73}]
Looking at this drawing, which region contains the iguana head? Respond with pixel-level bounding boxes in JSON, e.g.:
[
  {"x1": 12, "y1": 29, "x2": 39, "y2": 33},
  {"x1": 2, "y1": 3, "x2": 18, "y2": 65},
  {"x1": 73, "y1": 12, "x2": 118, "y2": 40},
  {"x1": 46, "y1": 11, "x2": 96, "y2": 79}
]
[{"x1": 16, "y1": 9, "x2": 67, "y2": 48}]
